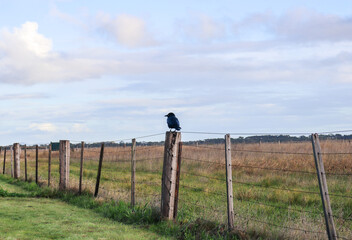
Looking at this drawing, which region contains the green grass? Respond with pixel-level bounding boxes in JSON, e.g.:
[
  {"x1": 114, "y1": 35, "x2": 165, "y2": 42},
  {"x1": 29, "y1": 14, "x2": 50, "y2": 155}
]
[
  {"x1": 0, "y1": 174, "x2": 240, "y2": 240},
  {"x1": 0, "y1": 197, "x2": 168, "y2": 240},
  {"x1": 0, "y1": 178, "x2": 31, "y2": 195}
]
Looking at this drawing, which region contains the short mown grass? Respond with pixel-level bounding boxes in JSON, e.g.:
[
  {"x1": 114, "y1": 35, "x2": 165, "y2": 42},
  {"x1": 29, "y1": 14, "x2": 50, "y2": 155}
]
[{"x1": 0, "y1": 174, "x2": 241, "y2": 240}]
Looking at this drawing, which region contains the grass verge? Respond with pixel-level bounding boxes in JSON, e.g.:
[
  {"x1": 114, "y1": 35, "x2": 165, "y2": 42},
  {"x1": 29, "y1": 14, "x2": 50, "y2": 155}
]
[{"x1": 0, "y1": 174, "x2": 241, "y2": 240}]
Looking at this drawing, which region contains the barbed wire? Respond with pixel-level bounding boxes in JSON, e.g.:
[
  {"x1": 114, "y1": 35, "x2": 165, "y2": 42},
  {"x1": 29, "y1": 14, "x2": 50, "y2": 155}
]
[
  {"x1": 113, "y1": 132, "x2": 165, "y2": 142},
  {"x1": 182, "y1": 171, "x2": 226, "y2": 182},
  {"x1": 325, "y1": 172, "x2": 352, "y2": 176},
  {"x1": 231, "y1": 164, "x2": 316, "y2": 175},
  {"x1": 231, "y1": 163, "x2": 352, "y2": 176},
  {"x1": 135, "y1": 145, "x2": 164, "y2": 150},
  {"x1": 180, "y1": 184, "x2": 226, "y2": 197},
  {"x1": 99, "y1": 186, "x2": 130, "y2": 194},
  {"x1": 182, "y1": 131, "x2": 312, "y2": 136},
  {"x1": 328, "y1": 193, "x2": 352, "y2": 199},
  {"x1": 135, "y1": 157, "x2": 163, "y2": 162},
  {"x1": 234, "y1": 214, "x2": 327, "y2": 236},
  {"x1": 321, "y1": 152, "x2": 352, "y2": 155},
  {"x1": 103, "y1": 149, "x2": 132, "y2": 154},
  {"x1": 232, "y1": 179, "x2": 352, "y2": 199},
  {"x1": 183, "y1": 129, "x2": 352, "y2": 136},
  {"x1": 179, "y1": 198, "x2": 225, "y2": 214},
  {"x1": 183, "y1": 145, "x2": 224, "y2": 151},
  {"x1": 231, "y1": 149, "x2": 312, "y2": 155},
  {"x1": 231, "y1": 180, "x2": 321, "y2": 196},
  {"x1": 135, "y1": 169, "x2": 161, "y2": 174},
  {"x1": 182, "y1": 157, "x2": 225, "y2": 166},
  {"x1": 235, "y1": 197, "x2": 323, "y2": 216}
]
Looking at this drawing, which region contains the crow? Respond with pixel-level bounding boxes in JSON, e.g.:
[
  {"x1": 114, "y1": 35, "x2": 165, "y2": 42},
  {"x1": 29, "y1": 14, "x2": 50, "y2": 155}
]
[{"x1": 165, "y1": 112, "x2": 181, "y2": 131}]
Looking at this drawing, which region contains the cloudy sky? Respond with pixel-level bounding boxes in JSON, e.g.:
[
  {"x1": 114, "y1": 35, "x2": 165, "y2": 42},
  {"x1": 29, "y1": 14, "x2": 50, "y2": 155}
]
[{"x1": 1, "y1": 0, "x2": 352, "y2": 145}]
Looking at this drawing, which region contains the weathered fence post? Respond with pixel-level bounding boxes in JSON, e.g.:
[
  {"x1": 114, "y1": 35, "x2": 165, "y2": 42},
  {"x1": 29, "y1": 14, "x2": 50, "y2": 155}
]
[
  {"x1": 161, "y1": 131, "x2": 181, "y2": 220},
  {"x1": 11, "y1": 145, "x2": 13, "y2": 177},
  {"x1": 13, "y1": 143, "x2": 21, "y2": 179},
  {"x1": 36, "y1": 145, "x2": 39, "y2": 184},
  {"x1": 225, "y1": 134, "x2": 235, "y2": 230},
  {"x1": 48, "y1": 143, "x2": 52, "y2": 187},
  {"x1": 24, "y1": 145, "x2": 27, "y2": 181},
  {"x1": 79, "y1": 141, "x2": 84, "y2": 194},
  {"x1": 311, "y1": 133, "x2": 337, "y2": 240},
  {"x1": 3, "y1": 147, "x2": 6, "y2": 174},
  {"x1": 131, "y1": 138, "x2": 136, "y2": 207},
  {"x1": 59, "y1": 140, "x2": 70, "y2": 190},
  {"x1": 173, "y1": 142, "x2": 183, "y2": 220},
  {"x1": 94, "y1": 143, "x2": 104, "y2": 197}
]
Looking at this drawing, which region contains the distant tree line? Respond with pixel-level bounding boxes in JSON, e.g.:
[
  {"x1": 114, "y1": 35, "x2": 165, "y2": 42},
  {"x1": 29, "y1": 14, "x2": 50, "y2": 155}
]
[
  {"x1": 70, "y1": 134, "x2": 352, "y2": 148},
  {"x1": 185, "y1": 134, "x2": 352, "y2": 145},
  {"x1": 2, "y1": 134, "x2": 350, "y2": 149}
]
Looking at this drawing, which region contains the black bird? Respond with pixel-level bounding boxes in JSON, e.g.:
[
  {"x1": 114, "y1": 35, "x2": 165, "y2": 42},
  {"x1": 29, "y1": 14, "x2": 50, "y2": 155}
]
[{"x1": 165, "y1": 112, "x2": 181, "y2": 131}]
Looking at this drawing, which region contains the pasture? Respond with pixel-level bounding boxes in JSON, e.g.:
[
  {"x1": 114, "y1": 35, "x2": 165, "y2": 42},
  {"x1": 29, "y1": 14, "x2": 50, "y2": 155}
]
[{"x1": 2, "y1": 136, "x2": 352, "y2": 239}]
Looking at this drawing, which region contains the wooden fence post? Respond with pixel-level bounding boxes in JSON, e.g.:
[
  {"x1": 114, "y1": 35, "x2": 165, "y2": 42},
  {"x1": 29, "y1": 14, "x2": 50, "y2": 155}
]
[
  {"x1": 13, "y1": 143, "x2": 21, "y2": 179},
  {"x1": 59, "y1": 140, "x2": 70, "y2": 190},
  {"x1": 79, "y1": 141, "x2": 84, "y2": 194},
  {"x1": 48, "y1": 143, "x2": 52, "y2": 187},
  {"x1": 161, "y1": 131, "x2": 181, "y2": 220},
  {"x1": 311, "y1": 133, "x2": 337, "y2": 240},
  {"x1": 173, "y1": 142, "x2": 183, "y2": 220},
  {"x1": 131, "y1": 138, "x2": 136, "y2": 207},
  {"x1": 36, "y1": 145, "x2": 39, "y2": 184},
  {"x1": 24, "y1": 145, "x2": 27, "y2": 181},
  {"x1": 11, "y1": 145, "x2": 13, "y2": 177},
  {"x1": 3, "y1": 147, "x2": 6, "y2": 174},
  {"x1": 225, "y1": 134, "x2": 235, "y2": 230},
  {"x1": 0, "y1": 147, "x2": 1, "y2": 173},
  {"x1": 94, "y1": 143, "x2": 104, "y2": 197}
]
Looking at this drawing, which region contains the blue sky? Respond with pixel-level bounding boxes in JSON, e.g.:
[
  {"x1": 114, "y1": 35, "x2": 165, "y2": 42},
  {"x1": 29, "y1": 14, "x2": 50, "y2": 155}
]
[{"x1": 1, "y1": 0, "x2": 352, "y2": 145}]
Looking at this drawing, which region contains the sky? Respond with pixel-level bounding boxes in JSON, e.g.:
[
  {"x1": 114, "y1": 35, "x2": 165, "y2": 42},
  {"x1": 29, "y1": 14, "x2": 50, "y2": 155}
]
[{"x1": 1, "y1": 0, "x2": 352, "y2": 145}]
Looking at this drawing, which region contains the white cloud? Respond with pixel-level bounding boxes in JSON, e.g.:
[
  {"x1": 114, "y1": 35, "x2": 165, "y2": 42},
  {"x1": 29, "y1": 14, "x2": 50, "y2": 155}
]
[
  {"x1": 235, "y1": 8, "x2": 352, "y2": 42},
  {"x1": 96, "y1": 13, "x2": 157, "y2": 48},
  {"x1": 71, "y1": 123, "x2": 90, "y2": 133},
  {"x1": 274, "y1": 9, "x2": 352, "y2": 42},
  {"x1": 29, "y1": 123, "x2": 57, "y2": 132},
  {"x1": 0, "y1": 22, "x2": 120, "y2": 84},
  {"x1": 11, "y1": 22, "x2": 52, "y2": 57},
  {"x1": 0, "y1": 93, "x2": 48, "y2": 100},
  {"x1": 179, "y1": 14, "x2": 225, "y2": 42}
]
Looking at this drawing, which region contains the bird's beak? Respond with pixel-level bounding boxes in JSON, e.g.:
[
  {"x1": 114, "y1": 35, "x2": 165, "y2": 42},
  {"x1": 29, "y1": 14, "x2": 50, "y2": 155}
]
[{"x1": 164, "y1": 115, "x2": 168, "y2": 117}]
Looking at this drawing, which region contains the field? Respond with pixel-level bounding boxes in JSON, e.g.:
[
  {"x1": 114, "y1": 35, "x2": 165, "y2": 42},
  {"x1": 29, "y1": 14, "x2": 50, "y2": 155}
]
[
  {"x1": 2, "y1": 138, "x2": 352, "y2": 239},
  {"x1": 0, "y1": 175, "x2": 170, "y2": 240}
]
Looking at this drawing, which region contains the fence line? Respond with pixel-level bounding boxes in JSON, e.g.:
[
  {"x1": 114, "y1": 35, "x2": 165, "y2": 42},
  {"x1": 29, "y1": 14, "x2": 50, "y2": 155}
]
[{"x1": 1, "y1": 131, "x2": 352, "y2": 239}]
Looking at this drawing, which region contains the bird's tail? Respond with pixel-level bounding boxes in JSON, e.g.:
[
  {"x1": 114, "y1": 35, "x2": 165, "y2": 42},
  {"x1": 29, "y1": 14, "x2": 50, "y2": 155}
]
[{"x1": 176, "y1": 127, "x2": 181, "y2": 131}]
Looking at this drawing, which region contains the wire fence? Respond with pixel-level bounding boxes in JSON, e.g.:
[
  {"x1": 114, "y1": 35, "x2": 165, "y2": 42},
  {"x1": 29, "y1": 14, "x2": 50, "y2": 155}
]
[{"x1": 1, "y1": 130, "x2": 351, "y2": 239}]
